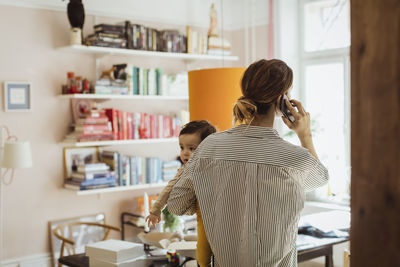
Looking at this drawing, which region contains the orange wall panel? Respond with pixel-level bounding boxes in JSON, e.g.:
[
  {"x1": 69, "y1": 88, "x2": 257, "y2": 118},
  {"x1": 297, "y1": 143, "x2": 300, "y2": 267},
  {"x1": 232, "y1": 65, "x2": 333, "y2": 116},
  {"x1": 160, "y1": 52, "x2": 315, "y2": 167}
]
[{"x1": 188, "y1": 68, "x2": 245, "y2": 131}]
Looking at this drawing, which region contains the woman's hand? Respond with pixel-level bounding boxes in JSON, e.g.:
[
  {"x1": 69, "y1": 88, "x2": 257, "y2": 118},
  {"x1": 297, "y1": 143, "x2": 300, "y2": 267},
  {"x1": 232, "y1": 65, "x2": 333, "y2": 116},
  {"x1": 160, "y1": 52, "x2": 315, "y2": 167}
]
[
  {"x1": 145, "y1": 214, "x2": 161, "y2": 228},
  {"x1": 281, "y1": 98, "x2": 311, "y2": 139},
  {"x1": 281, "y1": 98, "x2": 319, "y2": 159}
]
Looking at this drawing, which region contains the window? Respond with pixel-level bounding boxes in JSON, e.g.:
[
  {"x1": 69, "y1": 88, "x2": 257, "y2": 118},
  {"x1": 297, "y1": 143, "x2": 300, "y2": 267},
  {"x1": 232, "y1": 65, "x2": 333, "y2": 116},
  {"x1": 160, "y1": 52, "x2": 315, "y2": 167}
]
[{"x1": 299, "y1": 0, "x2": 350, "y2": 200}]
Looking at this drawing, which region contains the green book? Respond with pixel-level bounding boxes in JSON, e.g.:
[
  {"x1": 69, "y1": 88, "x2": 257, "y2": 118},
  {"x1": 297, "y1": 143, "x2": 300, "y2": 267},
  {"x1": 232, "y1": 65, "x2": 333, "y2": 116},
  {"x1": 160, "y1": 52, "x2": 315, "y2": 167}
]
[{"x1": 132, "y1": 67, "x2": 139, "y2": 95}]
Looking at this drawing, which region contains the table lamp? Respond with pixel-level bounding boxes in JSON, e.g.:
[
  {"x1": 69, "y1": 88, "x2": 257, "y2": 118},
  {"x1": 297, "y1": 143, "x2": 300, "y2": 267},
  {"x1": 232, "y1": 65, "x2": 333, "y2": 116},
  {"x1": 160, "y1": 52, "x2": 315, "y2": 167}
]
[
  {"x1": 188, "y1": 68, "x2": 245, "y2": 131},
  {"x1": 1, "y1": 140, "x2": 33, "y2": 183}
]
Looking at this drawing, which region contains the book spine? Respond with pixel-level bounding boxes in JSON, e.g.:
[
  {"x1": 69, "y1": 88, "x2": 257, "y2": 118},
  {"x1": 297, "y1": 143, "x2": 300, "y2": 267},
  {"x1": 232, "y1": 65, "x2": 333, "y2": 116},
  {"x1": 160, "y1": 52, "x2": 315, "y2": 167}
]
[
  {"x1": 139, "y1": 68, "x2": 144, "y2": 95},
  {"x1": 105, "y1": 109, "x2": 118, "y2": 140},
  {"x1": 71, "y1": 171, "x2": 113, "y2": 180},
  {"x1": 76, "y1": 176, "x2": 116, "y2": 186},
  {"x1": 117, "y1": 110, "x2": 123, "y2": 140},
  {"x1": 122, "y1": 110, "x2": 127, "y2": 140},
  {"x1": 100, "y1": 151, "x2": 120, "y2": 183},
  {"x1": 75, "y1": 124, "x2": 110, "y2": 134}
]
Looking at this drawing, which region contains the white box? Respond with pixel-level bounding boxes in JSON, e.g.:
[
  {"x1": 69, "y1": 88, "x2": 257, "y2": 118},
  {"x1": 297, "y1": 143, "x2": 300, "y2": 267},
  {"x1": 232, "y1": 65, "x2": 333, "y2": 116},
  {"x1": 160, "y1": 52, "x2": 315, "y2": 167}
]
[{"x1": 85, "y1": 239, "x2": 144, "y2": 263}]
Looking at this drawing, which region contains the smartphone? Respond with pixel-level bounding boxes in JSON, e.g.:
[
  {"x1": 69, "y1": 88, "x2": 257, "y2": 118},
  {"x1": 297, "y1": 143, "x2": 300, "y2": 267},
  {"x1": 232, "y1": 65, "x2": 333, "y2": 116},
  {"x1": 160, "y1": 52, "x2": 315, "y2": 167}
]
[{"x1": 280, "y1": 95, "x2": 295, "y2": 123}]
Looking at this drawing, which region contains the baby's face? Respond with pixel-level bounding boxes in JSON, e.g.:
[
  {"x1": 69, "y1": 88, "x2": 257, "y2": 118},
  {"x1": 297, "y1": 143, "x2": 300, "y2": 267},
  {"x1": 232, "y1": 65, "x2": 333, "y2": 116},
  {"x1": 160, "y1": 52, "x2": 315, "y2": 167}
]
[{"x1": 179, "y1": 133, "x2": 201, "y2": 164}]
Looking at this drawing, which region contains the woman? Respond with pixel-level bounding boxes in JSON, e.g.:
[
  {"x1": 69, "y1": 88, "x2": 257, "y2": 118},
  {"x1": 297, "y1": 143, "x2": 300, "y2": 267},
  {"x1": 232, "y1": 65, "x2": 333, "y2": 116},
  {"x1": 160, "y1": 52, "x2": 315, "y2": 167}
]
[{"x1": 168, "y1": 59, "x2": 329, "y2": 267}]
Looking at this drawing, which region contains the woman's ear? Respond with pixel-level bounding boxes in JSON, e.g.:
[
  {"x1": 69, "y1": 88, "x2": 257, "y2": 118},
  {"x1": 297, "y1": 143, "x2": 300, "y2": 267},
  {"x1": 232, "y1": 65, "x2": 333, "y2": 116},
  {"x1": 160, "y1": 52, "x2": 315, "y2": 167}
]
[{"x1": 274, "y1": 95, "x2": 283, "y2": 115}]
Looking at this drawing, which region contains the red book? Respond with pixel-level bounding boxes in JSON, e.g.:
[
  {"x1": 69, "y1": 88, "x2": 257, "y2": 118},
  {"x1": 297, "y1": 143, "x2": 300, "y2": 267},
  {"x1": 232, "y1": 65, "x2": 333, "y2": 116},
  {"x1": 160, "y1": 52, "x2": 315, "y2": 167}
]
[
  {"x1": 158, "y1": 115, "x2": 163, "y2": 138},
  {"x1": 162, "y1": 116, "x2": 169, "y2": 138},
  {"x1": 75, "y1": 117, "x2": 109, "y2": 125},
  {"x1": 122, "y1": 110, "x2": 128, "y2": 140},
  {"x1": 170, "y1": 117, "x2": 175, "y2": 137},
  {"x1": 139, "y1": 113, "x2": 151, "y2": 139},
  {"x1": 116, "y1": 110, "x2": 123, "y2": 140},
  {"x1": 126, "y1": 112, "x2": 132, "y2": 140},
  {"x1": 146, "y1": 113, "x2": 151, "y2": 139},
  {"x1": 75, "y1": 124, "x2": 111, "y2": 134},
  {"x1": 150, "y1": 114, "x2": 155, "y2": 139},
  {"x1": 105, "y1": 109, "x2": 118, "y2": 140}
]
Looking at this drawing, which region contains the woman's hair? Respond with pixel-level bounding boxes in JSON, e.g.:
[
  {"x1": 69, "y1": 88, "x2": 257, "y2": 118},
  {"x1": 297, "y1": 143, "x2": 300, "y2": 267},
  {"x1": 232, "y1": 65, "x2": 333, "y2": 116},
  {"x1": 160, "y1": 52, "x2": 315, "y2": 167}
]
[
  {"x1": 179, "y1": 120, "x2": 217, "y2": 141},
  {"x1": 233, "y1": 59, "x2": 293, "y2": 125}
]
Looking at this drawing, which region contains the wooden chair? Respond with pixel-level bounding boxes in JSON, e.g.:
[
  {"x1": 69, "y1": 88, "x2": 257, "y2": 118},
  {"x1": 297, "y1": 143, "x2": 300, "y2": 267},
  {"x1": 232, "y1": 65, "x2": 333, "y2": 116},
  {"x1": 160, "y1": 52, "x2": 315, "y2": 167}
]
[{"x1": 52, "y1": 221, "x2": 120, "y2": 267}]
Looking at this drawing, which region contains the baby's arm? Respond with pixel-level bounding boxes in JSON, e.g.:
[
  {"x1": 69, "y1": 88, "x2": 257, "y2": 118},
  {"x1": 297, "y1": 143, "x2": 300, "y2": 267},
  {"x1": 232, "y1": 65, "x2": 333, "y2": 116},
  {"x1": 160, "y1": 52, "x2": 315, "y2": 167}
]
[{"x1": 145, "y1": 167, "x2": 184, "y2": 227}]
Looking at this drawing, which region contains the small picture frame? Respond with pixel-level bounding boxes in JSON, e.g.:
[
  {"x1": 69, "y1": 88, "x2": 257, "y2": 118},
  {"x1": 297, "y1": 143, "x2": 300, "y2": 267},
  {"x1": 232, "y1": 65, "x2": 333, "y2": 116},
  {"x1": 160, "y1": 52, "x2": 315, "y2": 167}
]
[
  {"x1": 63, "y1": 147, "x2": 99, "y2": 178},
  {"x1": 3, "y1": 82, "x2": 32, "y2": 112}
]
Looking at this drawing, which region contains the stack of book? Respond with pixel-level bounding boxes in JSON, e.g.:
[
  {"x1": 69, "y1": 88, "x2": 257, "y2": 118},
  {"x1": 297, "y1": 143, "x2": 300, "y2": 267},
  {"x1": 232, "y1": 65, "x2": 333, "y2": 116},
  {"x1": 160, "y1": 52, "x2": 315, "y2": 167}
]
[
  {"x1": 85, "y1": 239, "x2": 144, "y2": 267},
  {"x1": 64, "y1": 163, "x2": 117, "y2": 190},
  {"x1": 84, "y1": 24, "x2": 127, "y2": 48},
  {"x1": 94, "y1": 79, "x2": 129, "y2": 95},
  {"x1": 66, "y1": 109, "x2": 114, "y2": 142},
  {"x1": 162, "y1": 160, "x2": 182, "y2": 181}
]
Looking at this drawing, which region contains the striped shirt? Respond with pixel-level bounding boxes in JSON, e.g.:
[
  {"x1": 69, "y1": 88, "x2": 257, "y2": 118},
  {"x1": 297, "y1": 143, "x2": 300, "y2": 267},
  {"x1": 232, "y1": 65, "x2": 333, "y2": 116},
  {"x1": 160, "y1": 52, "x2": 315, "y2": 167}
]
[{"x1": 168, "y1": 125, "x2": 329, "y2": 267}]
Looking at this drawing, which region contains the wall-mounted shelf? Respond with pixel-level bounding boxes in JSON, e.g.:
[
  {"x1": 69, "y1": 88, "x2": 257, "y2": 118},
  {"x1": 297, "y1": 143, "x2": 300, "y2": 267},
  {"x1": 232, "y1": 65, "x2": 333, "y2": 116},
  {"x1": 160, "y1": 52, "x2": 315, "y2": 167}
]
[
  {"x1": 58, "y1": 94, "x2": 188, "y2": 101},
  {"x1": 62, "y1": 137, "x2": 179, "y2": 147},
  {"x1": 67, "y1": 182, "x2": 169, "y2": 196},
  {"x1": 57, "y1": 45, "x2": 239, "y2": 62}
]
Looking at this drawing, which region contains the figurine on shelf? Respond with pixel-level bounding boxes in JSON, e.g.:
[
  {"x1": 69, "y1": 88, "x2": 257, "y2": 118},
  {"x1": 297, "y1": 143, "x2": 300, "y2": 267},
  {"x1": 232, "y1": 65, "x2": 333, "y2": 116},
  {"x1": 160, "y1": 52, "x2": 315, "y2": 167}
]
[
  {"x1": 64, "y1": 0, "x2": 85, "y2": 45},
  {"x1": 208, "y1": 3, "x2": 218, "y2": 37},
  {"x1": 100, "y1": 66, "x2": 117, "y2": 80},
  {"x1": 207, "y1": 3, "x2": 232, "y2": 56}
]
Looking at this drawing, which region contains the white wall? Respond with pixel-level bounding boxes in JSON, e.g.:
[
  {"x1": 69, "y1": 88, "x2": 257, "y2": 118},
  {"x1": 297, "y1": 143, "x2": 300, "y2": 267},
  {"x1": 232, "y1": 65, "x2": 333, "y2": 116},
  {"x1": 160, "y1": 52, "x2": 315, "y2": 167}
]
[{"x1": 0, "y1": 0, "x2": 270, "y2": 30}]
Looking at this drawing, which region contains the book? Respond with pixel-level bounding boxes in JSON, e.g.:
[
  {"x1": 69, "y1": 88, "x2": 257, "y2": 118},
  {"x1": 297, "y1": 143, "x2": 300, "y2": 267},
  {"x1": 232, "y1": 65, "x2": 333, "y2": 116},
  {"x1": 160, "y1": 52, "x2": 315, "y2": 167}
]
[
  {"x1": 85, "y1": 239, "x2": 143, "y2": 263},
  {"x1": 70, "y1": 170, "x2": 115, "y2": 181},
  {"x1": 129, "y1": 156, "x2": 138, "y2": 185},
  {"x1": 74, "y1": 124, "x2": 111, "y2": 134},
  {"x1": 94, "y1": 24, "x2": 125, "y2": 35},
  {"x1": 100, "y1": 151, "x2": 120, "y2": 184},
  {"x1": 119, "y1": 154, "x2": 130, "y2": 186},
  {"x1": 105, "y1": 108, "x2": 119, "y2": 140},
  {"x1": 68, "y1": 176, "x2": 116, "y2": 186},
  {"x1": 64, "y1": 182, "x2": 115, "y2": 191},
  {"x1": 186, "y1": 26, "x2": 192, "y2": 54},
  {"x1": 77, "y1": 163, "x2": 109, "y2": 173}
]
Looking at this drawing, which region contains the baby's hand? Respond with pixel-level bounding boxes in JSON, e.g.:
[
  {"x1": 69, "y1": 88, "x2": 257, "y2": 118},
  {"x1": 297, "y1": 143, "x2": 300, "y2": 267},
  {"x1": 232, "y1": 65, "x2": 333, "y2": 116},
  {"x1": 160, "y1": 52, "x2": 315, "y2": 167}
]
[{"x1": 145, "y1": 214, "x2": 161, "y2": 228}]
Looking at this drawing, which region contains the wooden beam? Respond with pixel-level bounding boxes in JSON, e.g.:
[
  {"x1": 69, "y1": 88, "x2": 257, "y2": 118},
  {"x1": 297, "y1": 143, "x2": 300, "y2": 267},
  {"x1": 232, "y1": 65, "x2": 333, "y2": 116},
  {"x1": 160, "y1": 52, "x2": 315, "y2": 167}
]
[{"x1": 351, "y1": 0, "x2": 400, "y2": 266}]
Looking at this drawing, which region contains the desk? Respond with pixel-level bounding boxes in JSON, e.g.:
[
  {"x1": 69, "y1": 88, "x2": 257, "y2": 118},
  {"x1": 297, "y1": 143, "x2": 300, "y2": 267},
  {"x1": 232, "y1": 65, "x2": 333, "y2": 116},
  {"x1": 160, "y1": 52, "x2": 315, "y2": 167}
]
[
  {"x1": 297, "y1": 235, "x2": 349, "y2": 267},
  {"x1": 59, "y1": 236, "x2": 348, "y2": 267}
]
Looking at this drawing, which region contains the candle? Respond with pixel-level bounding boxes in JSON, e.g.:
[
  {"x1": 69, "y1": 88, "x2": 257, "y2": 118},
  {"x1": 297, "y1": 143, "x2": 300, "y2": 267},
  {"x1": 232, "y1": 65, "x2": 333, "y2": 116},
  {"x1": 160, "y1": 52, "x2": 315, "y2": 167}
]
[{"x1": 144, "y1": 192, "x2": 150, "y2": 232}]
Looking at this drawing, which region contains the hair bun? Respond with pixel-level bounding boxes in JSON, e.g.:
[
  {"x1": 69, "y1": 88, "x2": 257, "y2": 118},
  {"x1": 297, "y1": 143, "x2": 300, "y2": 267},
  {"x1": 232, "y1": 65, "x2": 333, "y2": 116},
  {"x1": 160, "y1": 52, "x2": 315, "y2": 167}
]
[{"x1": 233, "y1": 97, "x2": 257, "y2": 125}]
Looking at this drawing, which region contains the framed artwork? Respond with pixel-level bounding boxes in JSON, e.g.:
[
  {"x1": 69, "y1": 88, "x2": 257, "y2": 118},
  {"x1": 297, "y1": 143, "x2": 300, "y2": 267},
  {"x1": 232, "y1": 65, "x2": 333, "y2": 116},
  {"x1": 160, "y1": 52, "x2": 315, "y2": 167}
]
[
  {"x1": 48, "y1": 213, "x2": 106, "y2": 266},
  {"x1": 3, "y1": 82, "x2": 32, "y2": 112},
  {"x1": 71, "y1": 99, "x2": 95, "y2": 122},
  {"x1": 63, "y1": 146, "x2": 99, "y2": 178}
]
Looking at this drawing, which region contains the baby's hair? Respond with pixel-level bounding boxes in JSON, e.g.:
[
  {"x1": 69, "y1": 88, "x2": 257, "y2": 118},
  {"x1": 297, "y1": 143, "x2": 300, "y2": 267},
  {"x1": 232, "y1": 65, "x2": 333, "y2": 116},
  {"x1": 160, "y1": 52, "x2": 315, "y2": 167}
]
[{"x1": 179, "y1": 120, "x2": 217, "y2": 141}]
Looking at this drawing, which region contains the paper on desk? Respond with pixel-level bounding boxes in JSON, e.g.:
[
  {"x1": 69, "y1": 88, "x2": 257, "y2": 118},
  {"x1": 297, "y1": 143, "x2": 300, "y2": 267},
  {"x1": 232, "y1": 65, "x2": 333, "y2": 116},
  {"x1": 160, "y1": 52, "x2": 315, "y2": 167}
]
[{"x1": 298, "y1": 210, "x2": 350, "y2": 233}]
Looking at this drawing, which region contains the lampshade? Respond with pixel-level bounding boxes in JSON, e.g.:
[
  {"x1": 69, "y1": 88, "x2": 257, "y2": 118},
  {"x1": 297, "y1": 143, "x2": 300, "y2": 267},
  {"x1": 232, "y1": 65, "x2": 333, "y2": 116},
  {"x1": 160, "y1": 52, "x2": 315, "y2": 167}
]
[
  {"x1": 188, "y1": 68, "x2": 245, "y2": 131},
  {"x1": 1, "y1": 140, "x2": 32, "y2": 169}
]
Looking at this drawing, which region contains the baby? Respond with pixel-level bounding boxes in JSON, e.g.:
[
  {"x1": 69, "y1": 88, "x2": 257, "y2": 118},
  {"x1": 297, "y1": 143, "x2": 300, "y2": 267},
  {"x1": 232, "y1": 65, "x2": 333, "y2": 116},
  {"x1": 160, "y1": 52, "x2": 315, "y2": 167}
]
[{"x1": 145, "y1": 120, "x2": 216, "y2": 267}]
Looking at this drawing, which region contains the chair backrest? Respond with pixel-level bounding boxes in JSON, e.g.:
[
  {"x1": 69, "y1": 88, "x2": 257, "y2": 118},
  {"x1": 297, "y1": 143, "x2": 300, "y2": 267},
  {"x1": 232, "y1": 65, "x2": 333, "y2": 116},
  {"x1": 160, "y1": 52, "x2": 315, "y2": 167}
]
[{"x1": 50, "y1": 216, "x2": 120, "y2": 267}]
